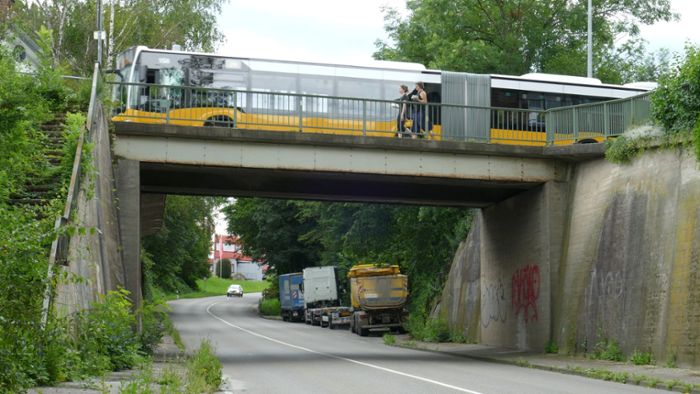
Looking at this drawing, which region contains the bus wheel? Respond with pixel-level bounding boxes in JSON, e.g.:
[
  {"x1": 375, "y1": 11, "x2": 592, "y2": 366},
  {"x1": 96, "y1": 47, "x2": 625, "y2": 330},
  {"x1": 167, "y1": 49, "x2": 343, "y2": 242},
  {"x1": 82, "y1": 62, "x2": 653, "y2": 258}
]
[
  {"x1": 576, "y1": 138, "x2": 599, "y2": 144},
  {"x1": 204, "y1": 115, "x2": 233, "y2": 127}
]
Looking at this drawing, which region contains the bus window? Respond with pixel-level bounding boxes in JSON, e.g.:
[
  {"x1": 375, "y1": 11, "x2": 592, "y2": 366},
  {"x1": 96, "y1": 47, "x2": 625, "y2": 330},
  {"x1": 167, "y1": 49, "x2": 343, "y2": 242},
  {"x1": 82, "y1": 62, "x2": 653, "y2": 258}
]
[
  {"x1": 250, "y1": 72, "x2": 297, "y2": 114},
  {"x1": 300, "y1": 76, "x2": 333, "y2": 114},
  {"x1": 337, "y1": 78, "x2": 384, "y2": 119}
]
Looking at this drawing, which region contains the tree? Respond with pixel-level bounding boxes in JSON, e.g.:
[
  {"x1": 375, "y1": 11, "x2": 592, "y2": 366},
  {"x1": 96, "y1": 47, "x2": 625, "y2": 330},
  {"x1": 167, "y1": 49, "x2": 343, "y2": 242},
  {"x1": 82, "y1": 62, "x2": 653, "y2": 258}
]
[
  {"x1": 222, "y1": 198, "x2": 322, "y2": 276},
  {"x1": 142, "y1": 195, "x2": 220, "y2": 292},
  {"x1": 374, "y1": 0, "x2": 675, "y2": 82},
  {"x1": 650, "y1": 45, "x2": 700, "y2": 157},
  {"x1": 215, "y1": 258, "x2": 231, "y2": 279},
  {"x1": 12, "y1": 0, "x2": 225, "y2": 74},
  {"x1": 224, "y1": 197, "x2": 472, "y2": 327}
]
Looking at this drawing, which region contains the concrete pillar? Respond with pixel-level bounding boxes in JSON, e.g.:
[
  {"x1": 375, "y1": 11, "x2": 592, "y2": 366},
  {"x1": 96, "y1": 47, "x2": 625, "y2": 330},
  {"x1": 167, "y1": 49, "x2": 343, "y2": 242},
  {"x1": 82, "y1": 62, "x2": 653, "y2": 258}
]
[
  {"x1": 117, "y1": 159, "x2": 142, "y2": 314},
  {"x1": 479, "y1": 180, "x2": 569, "y2": 350}
]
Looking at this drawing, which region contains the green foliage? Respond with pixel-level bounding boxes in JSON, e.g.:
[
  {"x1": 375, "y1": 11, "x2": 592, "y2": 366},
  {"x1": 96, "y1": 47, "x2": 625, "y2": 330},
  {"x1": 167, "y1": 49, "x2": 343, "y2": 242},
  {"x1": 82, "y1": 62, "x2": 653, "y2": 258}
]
[
  {"x1": 138, "y1": 299, "x2": 170, "y2": 355},
  {"x1": 259, "y1": 298, "x2": 281, "y2": 316},
  {"x1": 545, "y1": 340, "x2": 559, "y2": 354},
  {"x1": 225, "y1": 198, "x2": 472, "y2": 339},
  {"x1": 0, "y1": 41, "x2": 101, "y2": 392},
  {"x1": 590, "y1": 338, "x2": 624, "y2": 362},
  {"x1": 142, "y1": 196, "x2": 221, "y2": 292},
  {"x1": 651, "y1": 46, "x2": 700, "y2": 134},
  {"x1": 214, "y1": 258, "x2": 232, "y2": 278},
  {"x1": 604, "y1": 135, "x2": 651, "y2": 163},
  {"x1": 665, "y1": 352, "x2": 677, "y2": 368},
  {"x1": 647, "y1": 378, "x2": 661, "y2": 388},
  {"x1": 666, "y1": 379, "x2": 682, "y2": 390},
  {"x1": 222, "y1": 198, "x2": 322, "y2": 275},
  {"x1": 375, "y1": 0, "x2": 674, "y2": 82},
  {"x1": 77, "y1": 289, "x2": 143, "y2": 373},
  {"x1": 186, "y1": 340, "x2": 222, "y2": 393},
  {"x1": 629, "y1": 349, "x2": 655, "y2": 366},
  {"x1": 12, "y1": 0, "x2": 226, "y2": 75},
  {"x1": 383, "y1": 333, "x2": 396, "y2": 346},
  {"x1": 695, "y1": 122, "x2": 700, "y2": 160}
]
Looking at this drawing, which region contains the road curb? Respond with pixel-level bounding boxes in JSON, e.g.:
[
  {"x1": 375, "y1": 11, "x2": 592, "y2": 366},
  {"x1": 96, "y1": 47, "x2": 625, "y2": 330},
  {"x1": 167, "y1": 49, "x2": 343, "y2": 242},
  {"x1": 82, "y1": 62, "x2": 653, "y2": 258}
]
[
  {"x1": 259, "y1": 314, "x2": 283, "y2": 321},
  {"x1": 391, "y1": 341, "x2": 700, "y2": 394}
]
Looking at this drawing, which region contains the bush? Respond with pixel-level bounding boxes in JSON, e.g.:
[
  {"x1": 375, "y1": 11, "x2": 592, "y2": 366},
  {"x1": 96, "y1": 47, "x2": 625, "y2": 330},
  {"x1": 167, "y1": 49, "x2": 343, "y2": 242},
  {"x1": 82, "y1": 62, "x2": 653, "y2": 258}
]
[
  {"x1": 545, "y1": 340, "x2": 559, "y2": 354},
  {"x1": 651, "y1": 45, "x2": 700, "y2": 134},
  {"x1": 76, "y1": 289, "x2": 143, "y2": 373},
  {"x1": 214, "y1": 259, "x2": 232, "y2": 278},
  {"x1": 629, "y1": 349, "x2": 655, "y2": 365},
  {"x1": 651, "y1": 45, "x2": 700, "y2": 159},
  {"x1": 138, "y1": 299, "x2": 170, "y2": 355},
  {"x1": 590, "y1": 338, "x2": 624, "y2": 362},
  {"x1": 186, "y1": 340, "x2": 222, "y2": 393},
  {"x1": 383, "y1": 333, "x2": 396, "y2": 345},
  {"x1": 259, "y1": 298, "x2": 281, "y2": 316}
]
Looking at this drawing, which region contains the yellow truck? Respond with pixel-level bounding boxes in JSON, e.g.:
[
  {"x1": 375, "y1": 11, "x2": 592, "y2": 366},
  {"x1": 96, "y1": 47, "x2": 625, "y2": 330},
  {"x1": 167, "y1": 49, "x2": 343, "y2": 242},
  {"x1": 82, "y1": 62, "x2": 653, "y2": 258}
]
[{"x1": 348, "y1": 264, "x2": 408, "y2": 336}]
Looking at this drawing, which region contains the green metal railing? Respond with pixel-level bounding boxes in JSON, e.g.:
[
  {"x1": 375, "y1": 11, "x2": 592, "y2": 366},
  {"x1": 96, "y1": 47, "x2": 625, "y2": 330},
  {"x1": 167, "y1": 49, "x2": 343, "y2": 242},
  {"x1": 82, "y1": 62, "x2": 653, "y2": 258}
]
[
  {"x1": 109, "y1": 81, "x2": 653, "y2": 145},
  {"x1": 545, "y1": 92, "x2": 652, "y2": 143}
]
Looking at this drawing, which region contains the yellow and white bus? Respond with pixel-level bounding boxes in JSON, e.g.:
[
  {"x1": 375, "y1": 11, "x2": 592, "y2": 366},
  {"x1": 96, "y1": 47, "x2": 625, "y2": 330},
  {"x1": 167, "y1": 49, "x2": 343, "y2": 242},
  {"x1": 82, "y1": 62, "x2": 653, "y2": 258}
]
[{"x1": 111, "y1": 46, "x2": 652, "y2": 145}]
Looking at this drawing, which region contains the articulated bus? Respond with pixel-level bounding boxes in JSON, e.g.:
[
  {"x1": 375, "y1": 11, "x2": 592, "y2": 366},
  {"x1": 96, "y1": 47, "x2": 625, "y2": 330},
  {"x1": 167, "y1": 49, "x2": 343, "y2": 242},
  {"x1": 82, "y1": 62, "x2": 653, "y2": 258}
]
[{"x1": 111, "y1": 46, "x2": 652, "y2": 145}]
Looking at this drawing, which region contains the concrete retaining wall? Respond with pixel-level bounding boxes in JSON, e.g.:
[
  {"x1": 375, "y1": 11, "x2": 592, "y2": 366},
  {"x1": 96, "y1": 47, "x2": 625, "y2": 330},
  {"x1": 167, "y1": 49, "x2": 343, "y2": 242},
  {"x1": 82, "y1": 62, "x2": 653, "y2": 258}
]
[
  {"x1": 556, "y1": 148, "x2": 700, "y2": 367},
  {"x1": 54, "y1": 104, "x2": 125, "y2": 315},
  {"x1": 439, "y1": 147, "x2": 700, "y2": 367}
]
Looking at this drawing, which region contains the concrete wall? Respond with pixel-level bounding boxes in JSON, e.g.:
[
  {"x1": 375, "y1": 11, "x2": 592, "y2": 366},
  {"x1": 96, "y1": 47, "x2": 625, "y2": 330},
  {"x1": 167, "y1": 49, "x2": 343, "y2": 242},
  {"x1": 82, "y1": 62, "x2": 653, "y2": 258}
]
[
  {"x1": 478, "y1": 180, "x2": 569, "y2": 351},
  {"x1": 439, "y1": 147, "x2": 700, "y2": 367},
  {"x1": 555, "y1": 148, "x2": 700, "y2": 367},
  {"x1": 436, "y1": 218, "x2": 481, "y2": 342},
  {"x1": 54, "y1": 104, "x2": 125, "y2": 315}
]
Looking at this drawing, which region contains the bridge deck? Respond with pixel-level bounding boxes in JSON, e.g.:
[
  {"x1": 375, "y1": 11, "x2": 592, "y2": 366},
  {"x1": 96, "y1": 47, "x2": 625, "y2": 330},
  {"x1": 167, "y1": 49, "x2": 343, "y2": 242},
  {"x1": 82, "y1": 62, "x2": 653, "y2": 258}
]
[{"x1": 114, "y1": 122, "x2": 602, "y2": 207}]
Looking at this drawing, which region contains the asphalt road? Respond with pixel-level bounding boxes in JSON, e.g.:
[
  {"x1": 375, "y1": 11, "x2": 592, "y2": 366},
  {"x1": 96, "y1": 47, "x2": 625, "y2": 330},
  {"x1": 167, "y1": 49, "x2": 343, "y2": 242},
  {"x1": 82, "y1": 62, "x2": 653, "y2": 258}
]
[{"x1": 169, "y1": 293, "x2": 662, "y2": 394}]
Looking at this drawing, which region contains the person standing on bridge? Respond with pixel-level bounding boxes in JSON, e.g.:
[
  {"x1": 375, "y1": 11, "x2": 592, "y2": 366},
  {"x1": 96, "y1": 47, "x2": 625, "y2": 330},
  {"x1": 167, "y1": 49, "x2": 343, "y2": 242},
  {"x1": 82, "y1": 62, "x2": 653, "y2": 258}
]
[
  {"x1": 410, "y1": 82, "x2": 428, "y2": 138},
  {"x1": 396, "y1": 84, "x2": 410, "y2": 137}
]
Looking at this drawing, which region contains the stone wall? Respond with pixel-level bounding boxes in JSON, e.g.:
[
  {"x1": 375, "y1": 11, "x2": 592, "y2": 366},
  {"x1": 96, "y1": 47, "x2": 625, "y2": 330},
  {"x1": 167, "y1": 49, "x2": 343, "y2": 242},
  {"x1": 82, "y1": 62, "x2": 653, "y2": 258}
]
[{"x1": 438, "y1": 147, "x2": 700, "y2": 367}]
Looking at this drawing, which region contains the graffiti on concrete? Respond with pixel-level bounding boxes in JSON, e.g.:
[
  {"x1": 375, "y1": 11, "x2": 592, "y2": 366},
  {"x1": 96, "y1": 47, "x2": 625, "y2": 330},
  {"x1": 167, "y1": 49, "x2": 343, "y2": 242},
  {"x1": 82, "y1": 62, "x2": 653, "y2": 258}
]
[
  {"x1": 482, "y1": 279, "x2": 507, "y2": 327},
  {"x1": 588, "y1": 269, "x2": 624, "y2": 299},
  {"x1": 512, "y1": 264, "x2": 540, "y2": 323}
]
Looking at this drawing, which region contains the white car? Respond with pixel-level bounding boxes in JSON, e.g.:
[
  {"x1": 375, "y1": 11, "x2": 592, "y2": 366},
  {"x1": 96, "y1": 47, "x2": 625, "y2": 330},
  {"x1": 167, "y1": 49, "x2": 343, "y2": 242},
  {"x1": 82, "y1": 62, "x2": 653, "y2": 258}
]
[{"x1": 227, "y1": 284, "x2": 243, "y2": 297}]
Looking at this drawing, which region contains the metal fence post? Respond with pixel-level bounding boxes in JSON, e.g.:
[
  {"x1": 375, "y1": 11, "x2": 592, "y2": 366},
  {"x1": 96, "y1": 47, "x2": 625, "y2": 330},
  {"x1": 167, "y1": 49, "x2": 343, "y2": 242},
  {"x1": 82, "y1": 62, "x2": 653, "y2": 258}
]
[
  {"x1": 630, "y1": 97, "x2": 636, "y2": 127},
  {"x1": 362, "y1": 101, "x2": 367, "y2": 136},
  {"x1": 545, "y1": 112, "x2": 554, "y2": 145},
  {"x1": 603, "y1": 102, "x2": 610, "y2": 138},
  {"x1": 573, "y1": 109, "x2": 579, "y2": 142},
  {"x1": 233, "y1": 91, "x2": 238, "y2": 128},
  {"x1": 298, "y1": 96, "x2": 303, "y2": 132}
]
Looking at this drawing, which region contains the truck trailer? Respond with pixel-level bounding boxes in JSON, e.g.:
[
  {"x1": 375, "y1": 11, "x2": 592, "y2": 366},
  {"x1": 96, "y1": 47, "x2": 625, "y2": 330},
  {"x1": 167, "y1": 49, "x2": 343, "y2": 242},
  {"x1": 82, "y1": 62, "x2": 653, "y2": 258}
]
[
  {"x1": 348, "y1": 264, "x2": 408, "y2": 336},
  {"x1": 279, "y1": 273, "x2": 304, "y2": 322},
  {"x1": 302, "y1": 266, "x2": 351, "y2": 329}
]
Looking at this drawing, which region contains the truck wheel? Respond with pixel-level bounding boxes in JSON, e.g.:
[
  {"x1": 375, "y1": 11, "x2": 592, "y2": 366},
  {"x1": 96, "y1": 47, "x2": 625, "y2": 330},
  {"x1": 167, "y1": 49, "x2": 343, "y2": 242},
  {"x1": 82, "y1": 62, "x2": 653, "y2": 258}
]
[
  {"x1": 282, "y1": 313, "x2": 288, "y2": 322},
  {"x1": 359, "y1": 327, "x2": 369, "y2": 337}
]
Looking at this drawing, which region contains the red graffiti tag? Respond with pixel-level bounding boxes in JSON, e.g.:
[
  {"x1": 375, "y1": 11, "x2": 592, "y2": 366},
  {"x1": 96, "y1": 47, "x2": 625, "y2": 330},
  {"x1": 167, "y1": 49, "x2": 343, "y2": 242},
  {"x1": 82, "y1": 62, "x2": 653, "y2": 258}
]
[{"x1": 511, "y1": 264, "x2": 540, "y2": 323}]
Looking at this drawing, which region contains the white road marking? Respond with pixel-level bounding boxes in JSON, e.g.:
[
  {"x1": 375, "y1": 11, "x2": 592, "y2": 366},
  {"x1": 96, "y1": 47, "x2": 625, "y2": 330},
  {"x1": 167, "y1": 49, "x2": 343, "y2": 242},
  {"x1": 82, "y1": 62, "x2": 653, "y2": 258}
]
[{"x1": 206, "y1": 302, "x2": 484, "y2": 394}]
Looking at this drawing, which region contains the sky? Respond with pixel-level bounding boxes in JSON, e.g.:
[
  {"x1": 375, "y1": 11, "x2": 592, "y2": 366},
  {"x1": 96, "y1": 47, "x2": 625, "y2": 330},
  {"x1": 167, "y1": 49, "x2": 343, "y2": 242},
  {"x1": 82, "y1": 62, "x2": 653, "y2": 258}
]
[{"x1": 216, "y1": 0, "x2": 700, "y2": 65}]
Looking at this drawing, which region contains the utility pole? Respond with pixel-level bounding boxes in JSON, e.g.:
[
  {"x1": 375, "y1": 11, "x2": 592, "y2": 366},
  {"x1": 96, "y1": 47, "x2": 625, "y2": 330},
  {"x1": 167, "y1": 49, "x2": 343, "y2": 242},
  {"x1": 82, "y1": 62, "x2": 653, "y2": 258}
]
[
  {"x1": 587, "y1": 0, "x2": 593, "y2": 78},
  {"x1": 95, "y1": 0, "x2": 105, "y2": 65}
]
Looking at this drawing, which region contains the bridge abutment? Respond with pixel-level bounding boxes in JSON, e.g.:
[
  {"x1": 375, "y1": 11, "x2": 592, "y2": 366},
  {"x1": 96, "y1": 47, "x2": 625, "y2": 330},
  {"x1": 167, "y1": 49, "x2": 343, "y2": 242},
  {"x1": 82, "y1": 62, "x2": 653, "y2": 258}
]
[{"x1": 116, "y1": 158, "x2": 142, "y2": 315}]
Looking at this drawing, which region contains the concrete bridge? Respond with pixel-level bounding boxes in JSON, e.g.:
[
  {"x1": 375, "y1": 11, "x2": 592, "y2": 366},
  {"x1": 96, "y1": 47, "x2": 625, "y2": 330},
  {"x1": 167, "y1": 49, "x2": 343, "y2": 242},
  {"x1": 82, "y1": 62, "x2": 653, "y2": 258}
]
[
  {"x1": 56, "y1": 72, "x2": 700, "y2": 366},
  {"x1": 111, "y1": 119, "x2": 601, "y2": 317}
]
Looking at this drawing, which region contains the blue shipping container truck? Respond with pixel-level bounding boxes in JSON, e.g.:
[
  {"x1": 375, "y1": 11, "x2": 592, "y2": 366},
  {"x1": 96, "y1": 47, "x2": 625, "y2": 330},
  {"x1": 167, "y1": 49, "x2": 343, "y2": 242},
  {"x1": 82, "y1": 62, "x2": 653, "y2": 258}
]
[{"x1": 279, "y1": 273, "x2": 304, "y2": 321}]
